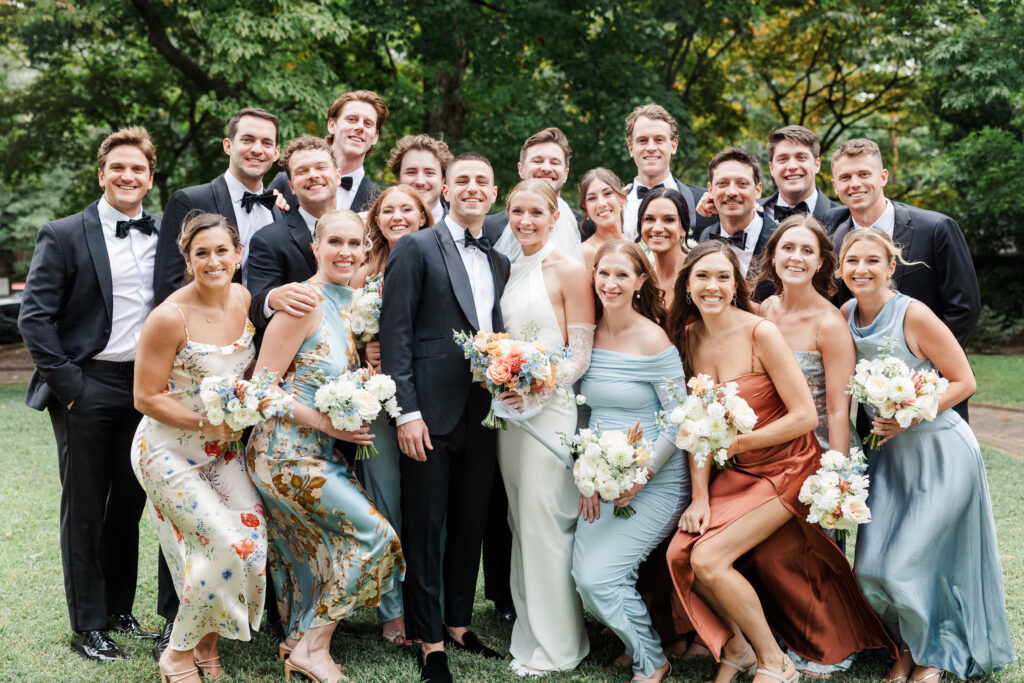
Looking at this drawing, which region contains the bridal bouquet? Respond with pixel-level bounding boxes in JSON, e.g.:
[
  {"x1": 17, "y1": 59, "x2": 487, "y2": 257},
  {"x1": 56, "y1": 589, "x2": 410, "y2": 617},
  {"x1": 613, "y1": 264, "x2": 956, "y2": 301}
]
[
  {"x1": 312, "y1": 368, "x2": 402, "y2": 459},
  {"x1": 349, "y1": 274, "x2": 382, "y2": 347},
  {"x1": 846, "y1": 337, "x2": 949, "y2": 449},
  {"x1": 659, "y1": 374, "x2": 758, "y2": 468},
  {"x1": 453, "y1": 327, "x2": 570, "y2": 430},
  {"x1": 798, "y1": 447, "x2": 871, "y2": 535},
  {"x1": 560, "y1": 421, "x2": 652, "y2": 518},
  {"x1": 199, "y1": 371, "x2": 294, "y2": 452}
]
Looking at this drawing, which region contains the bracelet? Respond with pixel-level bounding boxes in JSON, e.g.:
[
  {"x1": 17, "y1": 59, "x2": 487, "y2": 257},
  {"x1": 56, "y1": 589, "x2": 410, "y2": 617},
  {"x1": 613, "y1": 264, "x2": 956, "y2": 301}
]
[
  {"x1": 197, "y1": 415, "x2": 205, "y2": 432},
  {"x1": 316, "y1": 413, "x2": 324, "y2": 432}
]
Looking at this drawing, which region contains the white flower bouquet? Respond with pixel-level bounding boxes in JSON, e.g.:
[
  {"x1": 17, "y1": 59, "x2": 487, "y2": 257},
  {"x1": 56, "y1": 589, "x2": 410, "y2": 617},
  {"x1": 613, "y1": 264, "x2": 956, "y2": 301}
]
[
  {"x1": 312, "y1": 368, "x2": 402, "y2": 459},
  {"x1": 659, "y1": 373, "x2": 758, "y2": 468},
  {"x1": 560, "y1": 421, "x2": 652, "y2": 518},
  {"x1": 847, "y1": 336, "x2": 949, "y2": 449},
  {"x1": 199, "y1": 371, "x2": 294, "y2": 451},
  {"x1": 798, "y1": 447, "x2": 871, "y2": 536},
  {"x1": 349, "y1": 274, "x2": 382, "y2": 347}
]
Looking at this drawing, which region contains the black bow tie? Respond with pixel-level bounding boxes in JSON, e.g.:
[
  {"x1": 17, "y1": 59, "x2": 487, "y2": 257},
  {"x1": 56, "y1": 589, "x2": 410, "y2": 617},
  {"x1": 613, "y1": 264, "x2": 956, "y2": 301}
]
[
  {"x1": 775, "y1": 201, "x2": 809, "y2": 222},
  {"x1": 241, "y1": 189, "x2": 277, "y2": 213},
  {"x1": 462, "y1": 230, "x2": 491, "y2": 253},
  {"x1": 712, "y1": 230, "x2": 747, "y2": 250},
  {"x1": 339, "y1": 176, "x2": 354, "y2": 191},
  {"x1": 636, "y1": 183, "x2": 664, "y2": 199},
  {"x1": 115, "y1": 214, "x2": 155, "y2": 239}
]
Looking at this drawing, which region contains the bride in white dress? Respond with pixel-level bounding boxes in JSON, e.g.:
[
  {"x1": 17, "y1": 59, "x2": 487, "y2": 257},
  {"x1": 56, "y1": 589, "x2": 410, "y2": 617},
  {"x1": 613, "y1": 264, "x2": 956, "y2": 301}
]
[{"x1": 496, "y1": 179, "x2": 595, "y2": 676}]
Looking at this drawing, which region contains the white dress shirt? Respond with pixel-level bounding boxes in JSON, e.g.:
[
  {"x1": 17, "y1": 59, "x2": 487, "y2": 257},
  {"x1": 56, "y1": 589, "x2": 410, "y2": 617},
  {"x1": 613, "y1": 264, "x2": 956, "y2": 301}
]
[
  {"x1": 94, "y1": 197, "x2": 158, "y2": 361},
  {"x1": 223, "y1": 170, "x2": 274, "y2": 285},
  {"x1": 336, "y1": 166, "x2": 365, "y2": 211},
  {"x1": 492, "y1": 196, "x2": 583, "y2": 264},
  {"x1": 396, "y1": 217, "x2": 497, "y2": 428},
  {"x1": 623, "y1": 172, "x2": 673, "y2": 241},
  {"x1": 724, "y1": 213, "x2": 763, "y2": 278},
  {"x1": 430, "y1": 201, "x2": 445, "y2": 225},
  {"x1": 853, "y1": 199, "x2": 895, "y2": 237}
]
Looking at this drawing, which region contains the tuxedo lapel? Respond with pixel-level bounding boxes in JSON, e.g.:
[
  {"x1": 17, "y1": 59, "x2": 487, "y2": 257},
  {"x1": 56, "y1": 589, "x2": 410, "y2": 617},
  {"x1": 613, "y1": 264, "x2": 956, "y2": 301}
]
[
  {"x1": 891, "y1": 202, "x2": 915, "y2": 289},
  {"x1": 487, "y1": 248, "x2": 509, "y2": 333},
  {"x1": 288, "y1": 213, "x2": 317, "y2": 272},
  {"x1": 434, "y1": 225, "x2": 480, "y2": 330},
  {"x1": 352, "y1": 178, "x2": 377, "y2": 213},
  {"x1": 210, "y1": 175, "x2": 236, "y2": 222},
  {"x1": 82, "y1": 201, "x2": 113, "y2": 321},
  {"x1": 811, "y1": 189, "x2": 831, "y2": 221},
  {"x1": 754, "y1": 216, "x2": 777, "y2": 255}
]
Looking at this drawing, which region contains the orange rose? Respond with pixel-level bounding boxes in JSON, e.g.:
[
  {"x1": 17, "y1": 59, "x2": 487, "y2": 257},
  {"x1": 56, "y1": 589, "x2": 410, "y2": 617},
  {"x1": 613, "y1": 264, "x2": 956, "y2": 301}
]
[
  {"x1": 485, "y1": 339, "x2": 503, "y2": 355},
  {"x1": 486, "y1": 359, "x2": 514, "y2": 385}
]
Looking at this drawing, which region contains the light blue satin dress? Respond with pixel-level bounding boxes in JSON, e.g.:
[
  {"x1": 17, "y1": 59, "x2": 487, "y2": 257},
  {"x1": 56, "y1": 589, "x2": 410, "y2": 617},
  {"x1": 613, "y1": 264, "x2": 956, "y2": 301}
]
[
  {"x1": 360, "y1": 414, "x2": 404, "y2": 622},
  {"x1": 848, "y1": 294, "x2": 1015, "y2": 678},
  {"x1": 572, "y1": 347, "x2": 690, "y2": 679}
]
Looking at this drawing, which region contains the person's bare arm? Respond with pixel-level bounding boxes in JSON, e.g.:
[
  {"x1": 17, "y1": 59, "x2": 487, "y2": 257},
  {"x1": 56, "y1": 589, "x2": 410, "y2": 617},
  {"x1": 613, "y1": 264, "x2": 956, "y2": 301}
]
[{"x1": 818, "y1": 309, "x2": 856, "y2": 452}]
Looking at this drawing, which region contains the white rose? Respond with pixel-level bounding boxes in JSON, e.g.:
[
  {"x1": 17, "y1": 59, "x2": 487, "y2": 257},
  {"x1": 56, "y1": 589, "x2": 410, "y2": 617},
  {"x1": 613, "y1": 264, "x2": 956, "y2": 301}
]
[
  {"x1": 226, "y1": 398, "x2": 242, "y2": 412},
  {"x1": 599, "y1": 430, "x2": 628, "y2": 451},
  {"x1": 668, "y1": 406, "x2": 686, "y2": 424},
  {"x1": 383, "y1": 397, "x2": 401, "y2": 418},
  {"x1": 206, "y1": 406, "x2": 225, "y2": 425},
  {"x1": 814, "y1": 487, "x2": 841, "y2": 514},
  {"x1": 729, "y1": 400, "x2": 758, "y2": 433},
  {"x1": 364, "y1": 319, "x2": 380, "y2": 335},
  {"x1": 819, "y1": 449, "x2": 847, "y2": 471},
  {"x1": 888, "y1": 376, "x2": 916, "y2": 402},
  {"x1": 577, "y1": 479, "x2": 596, "y2": 497},
  {"x1": 916, "y1": 394, "x2": 939, "y2": 421},
  {"x1": 706, "y1": 401, "x2": 726, "y2": 420},
  {"x1": 365, "y1": 374, "x2": 397, "y2": 401},
  {"x1": 583, "y1": 443, "x2": 602, "y2": 460},
  {"x1": 683, "y1": 396, "x2": 704, "y2": 420},
  {"x1": 574, "y1": 457, "x2": 598, "y2": 482},
  {"x1": 674, "y1": 421, "x2": 697, "y2": 451},
  {"x1": 864, "y1": 374, "x2": 890, "y2": 403},
  {"x1": 798, "y1": 477, "x2": 815, "y2": 505},
  {"x1": 350, "y1": 317, "x2": 366, "y2": 335},
  {"x1": 841, "y1": 496, "x2": 872, "y2": 524},
  {"x1": 575, "y1": 394, "x2": 587, "y2": 405},
  {"x1": 199, "y1": 386, "x2": 220, "y2": 405},
  {"x1": 894, "y1": 407, "x2": 916, "y2": 429},
  {"x1": 806, "y1": 504, "x2": 823, "y2": 524},
  {"x1": 352, "y1": 389, "x2": 381, "y2": 422},
  {"x1": 597, "y1": 480, "x2": 621, "y2": 502},
  {"x1": 531, "y1": 361, "x2": 552, "y2": 381},
  {"x1": 594, "y1": 460, "x2": 612, "y2": 482}
]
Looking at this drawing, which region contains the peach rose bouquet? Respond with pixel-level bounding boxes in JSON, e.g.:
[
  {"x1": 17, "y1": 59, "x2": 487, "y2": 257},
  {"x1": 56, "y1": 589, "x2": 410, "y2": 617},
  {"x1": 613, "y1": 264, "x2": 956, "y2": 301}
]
[{"x1": 453, "y1": 328, "x2": 569, "y2": 429}]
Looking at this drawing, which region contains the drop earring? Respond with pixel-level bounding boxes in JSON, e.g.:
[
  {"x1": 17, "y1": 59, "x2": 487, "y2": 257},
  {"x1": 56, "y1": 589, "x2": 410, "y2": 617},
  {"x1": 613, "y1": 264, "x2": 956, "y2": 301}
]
[{"x1": 685, "y1": 292, "x2": 692, "y2": 304}]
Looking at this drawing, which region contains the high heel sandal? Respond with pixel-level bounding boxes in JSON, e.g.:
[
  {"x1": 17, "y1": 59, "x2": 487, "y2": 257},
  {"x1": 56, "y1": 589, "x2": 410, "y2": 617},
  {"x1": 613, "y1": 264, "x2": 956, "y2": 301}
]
[
  {"x1": 194, "y1": 654, "x2": 229, "y2": 680},
  {"x1": 755, "y1": 655, "x2": 799, "y2": 683},
  {"x1": 631, "y1": 661, "x2": 672, "y2": 682},
  {"x1": 283, "y1": 658, "x2": 350, "y2": 683},
  {"x1": 278, "y1": 642, "x2": 293, "y2": 661},
  {"x1": 160, "y1": 666, "x2": 200, "y2": 683},
  {"x1": 709, "y1": 643, "x2": 757, "y2": 683},
  {"x1": 909, "y1": 670, "x2": 945, "y2": 683},
  {"x1": 883, "y1": 646, "x2": 913, "y2": 682}
]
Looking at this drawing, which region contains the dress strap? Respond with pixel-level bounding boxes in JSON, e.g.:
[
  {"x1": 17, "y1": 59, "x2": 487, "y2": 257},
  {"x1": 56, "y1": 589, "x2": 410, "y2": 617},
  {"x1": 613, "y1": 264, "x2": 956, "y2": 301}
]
[
  {"x1": 750, "y1": 319, "x2": 767, "y2": 373},
  {"x1": 813, "y1": 310, "x2": 828, "y2": 349},
  {"x1": 167, "y1": 302, "x2": 190, "y2": 341},
  {"x1": 233, "y1": 284, "x2": 248, "y2": 313}
]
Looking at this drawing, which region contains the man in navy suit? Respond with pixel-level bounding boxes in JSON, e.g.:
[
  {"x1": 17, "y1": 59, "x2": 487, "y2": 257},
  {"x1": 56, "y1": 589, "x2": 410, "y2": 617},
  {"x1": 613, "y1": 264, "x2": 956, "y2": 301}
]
[
  {"x1": 388, "y1": 134, "x2": 453, "y2": 225},
  {"x1": 269, "y1": 90, "x2": 386, "y2": 214},
  {"x1": 19, "y1": 127, "x2": 161, "y2": 661},
  {"x1": 381, "y1": 153, "x2": 510, "y2": 682},
  {"x1": 761, "y1": 125, "x2": 842, "y2": 229},
  {"x1": 153, "y1": 107, "x2": 283, "y2": 303},
  {"x1": 698, "y1": 147, "x2": 778, "y2": 302},
  {"x1": 829, "y1": 138, "x2": 980, "y2": 419},
  {"x1": 248, "y1": 135, "x2": 341, "y2": 334},
  {"x1": 621, "y1": 103, "x2": 715, "y2": 240}
]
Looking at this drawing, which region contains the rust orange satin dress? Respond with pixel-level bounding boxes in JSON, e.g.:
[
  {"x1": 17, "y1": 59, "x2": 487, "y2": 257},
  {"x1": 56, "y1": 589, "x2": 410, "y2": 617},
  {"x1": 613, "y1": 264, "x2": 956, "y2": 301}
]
[{"x1": 666, "y1": 368, "x2": 896, "y2": 665}]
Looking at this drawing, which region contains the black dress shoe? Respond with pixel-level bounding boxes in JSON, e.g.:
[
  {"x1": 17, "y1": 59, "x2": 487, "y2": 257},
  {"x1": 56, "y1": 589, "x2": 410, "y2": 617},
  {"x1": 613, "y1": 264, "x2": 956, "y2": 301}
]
[
  {"x1": 152, "y1": 620, "x2": 173, "y2": 662},
  {"x1": 70, "y1": 630, "x2": 129, "y2": 662},
  {"x1": 107, "y1": 613, "x2": 159, "y2": 640},
  {"x1": 417, "y1": 649, "x2": 453, "y2": 683},
  {"x1": 444, "y1": 630, "x2": 503, "y2": 659},
  {"x1": 497, "y1": 603, "x2": 516, "y2": 624}
]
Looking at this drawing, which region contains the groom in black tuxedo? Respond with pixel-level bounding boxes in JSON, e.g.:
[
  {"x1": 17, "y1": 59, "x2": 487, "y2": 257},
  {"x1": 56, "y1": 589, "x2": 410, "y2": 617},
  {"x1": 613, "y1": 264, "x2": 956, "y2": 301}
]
[
  {"x1": 381, "y1": 153, "x2": 510, "y2": 683},
  {"x1": 19, "y1": 127, "x2": 160, "y2": 661},
  {"x1": 152, "y1": 107, "x2": 283, "y2": 304}
]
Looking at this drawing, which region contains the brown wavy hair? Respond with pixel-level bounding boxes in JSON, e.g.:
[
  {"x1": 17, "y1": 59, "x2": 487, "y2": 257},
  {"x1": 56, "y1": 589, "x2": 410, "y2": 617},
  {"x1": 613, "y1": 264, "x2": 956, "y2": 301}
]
[
  {"x1": 755, "y1": 214, "x2": 837, "y2": 299},
  {"x1": 593, "y1": 239, "x2": 666, "y2": 326},
  {"x1": 177, "y1": 211, "x2": 241, "y2": 283},
  {"x1": 668, "y1": 240, "x2": 753, "y2": 353},
  {"x1": 364, "y1": 184, "x2": 432, "y2": 275}
]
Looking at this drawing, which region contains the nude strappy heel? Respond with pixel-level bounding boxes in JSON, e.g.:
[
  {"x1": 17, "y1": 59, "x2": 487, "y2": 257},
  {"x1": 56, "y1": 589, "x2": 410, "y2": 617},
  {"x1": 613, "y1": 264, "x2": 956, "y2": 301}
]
[{"x1": 755, "y1": 656, "x2": 799, "y2": 683}]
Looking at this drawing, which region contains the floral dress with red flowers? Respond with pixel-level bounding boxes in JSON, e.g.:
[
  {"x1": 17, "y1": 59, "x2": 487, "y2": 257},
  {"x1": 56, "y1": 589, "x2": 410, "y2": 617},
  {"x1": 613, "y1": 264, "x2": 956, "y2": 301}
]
[{"x1": 131, "y1": 305, "x2": 267, "y2": 651}]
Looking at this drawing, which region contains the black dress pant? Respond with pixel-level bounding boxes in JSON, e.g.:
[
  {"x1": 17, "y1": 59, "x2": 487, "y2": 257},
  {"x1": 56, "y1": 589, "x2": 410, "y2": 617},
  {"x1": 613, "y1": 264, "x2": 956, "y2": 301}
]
[
  {"x1": 47, "y1": 360, "x2": 146, "y2": 632},
  {"x1": 400, "y1": 392, "x2": 497, "y2": 643}
]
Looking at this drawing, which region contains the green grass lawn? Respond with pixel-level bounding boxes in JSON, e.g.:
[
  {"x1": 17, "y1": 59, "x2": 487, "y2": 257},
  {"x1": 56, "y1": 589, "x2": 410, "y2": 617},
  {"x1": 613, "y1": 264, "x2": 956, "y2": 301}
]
[
  {"x1": 970, "y1": 355, "x2": 1024, "y2": 410},
  {"x1": 0, "y1": 383, "x2": 1020, "y2": 682}
]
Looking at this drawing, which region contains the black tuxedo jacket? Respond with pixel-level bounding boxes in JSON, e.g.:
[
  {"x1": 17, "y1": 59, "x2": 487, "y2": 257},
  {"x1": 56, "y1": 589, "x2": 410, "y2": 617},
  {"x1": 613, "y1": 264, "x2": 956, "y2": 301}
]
[
  {"x1": 268, "y1": 170, "x2": 379, "y2": 215},
  {"x1": 380, "y1": 226, "x2": 511, "y2": 436},
  {"x1": 483, "y1": 207, "x2": 584, "y2": 243},
  {"x1": 19, "y1": 201, "x2": 162, "y2": 410},
  {"x1": 153, "y1": 174, "x2": 284, "y2": 304},
  {"x1": 246, "y1": 211, "x2": 318, "y2": 332},
  {"x1": 698, "y1": 214, "x2": 779, "y2": 303},
  {"x1": 830, "y1": 201, "x2": 980, "y2": 346},
  {"x1": 759, "y1": 188, "x2": 842, "y2": 233}
]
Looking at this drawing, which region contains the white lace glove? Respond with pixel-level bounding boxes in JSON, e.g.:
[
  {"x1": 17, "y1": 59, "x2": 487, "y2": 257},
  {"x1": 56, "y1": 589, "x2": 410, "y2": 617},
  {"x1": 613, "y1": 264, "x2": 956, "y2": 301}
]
[
  {"x1": 646, "y1": 375, "x2": 686, "y2": 475},
  {"x1": 505, "y1": 323, "x2": 596, "y2": 414}
]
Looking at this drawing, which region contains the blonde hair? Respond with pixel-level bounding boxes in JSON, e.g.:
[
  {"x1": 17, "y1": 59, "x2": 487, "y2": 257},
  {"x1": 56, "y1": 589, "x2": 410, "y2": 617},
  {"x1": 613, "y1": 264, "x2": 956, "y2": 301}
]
[
  {"x1": 506, "y1": 178, "x2": 558, "y2": 216},
  {"x1": 836, "y1": 227, "x2": 923, "y2": 290},
  {"x1": 314, "y1": 209, "x2": 368, "y2": 247}
]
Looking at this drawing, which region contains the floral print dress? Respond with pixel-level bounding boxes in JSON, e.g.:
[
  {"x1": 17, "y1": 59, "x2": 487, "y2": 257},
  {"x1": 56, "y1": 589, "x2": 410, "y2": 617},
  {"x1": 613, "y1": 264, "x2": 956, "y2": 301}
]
[
  {"x1": 132, "y1": 304, "x2": 267, "y2": 651},
  {"x1": 246, "y1": 281, "x2": 404, "y2": 639}
]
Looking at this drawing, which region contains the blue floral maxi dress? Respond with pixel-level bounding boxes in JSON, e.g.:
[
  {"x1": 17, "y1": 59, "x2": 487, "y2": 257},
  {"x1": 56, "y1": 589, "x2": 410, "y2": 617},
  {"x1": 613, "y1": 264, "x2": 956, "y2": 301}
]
[
  {"x1": 246, "y1": 281, "x2": 405, "y2": 638},
  {"x1": 132, "y1": 307, "x2": 267, "y2": 651}
]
